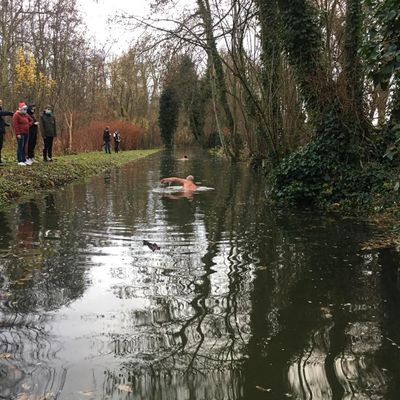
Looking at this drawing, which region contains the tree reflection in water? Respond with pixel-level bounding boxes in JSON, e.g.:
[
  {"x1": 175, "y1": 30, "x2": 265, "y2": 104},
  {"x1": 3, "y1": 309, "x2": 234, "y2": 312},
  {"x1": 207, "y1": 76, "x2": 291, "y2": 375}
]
[
  {"x1": 0, "y1": 313, "x2": 65, "y2": 400},
  {"x1": 335, "y1": 322, "x2": 387, "y2": 399},
  {"x1": 288, "y1": 324, "x2": 334, "y2": 399},
  {"x1": 0, "y1": 193, "x2": 96, "y2": 398}
]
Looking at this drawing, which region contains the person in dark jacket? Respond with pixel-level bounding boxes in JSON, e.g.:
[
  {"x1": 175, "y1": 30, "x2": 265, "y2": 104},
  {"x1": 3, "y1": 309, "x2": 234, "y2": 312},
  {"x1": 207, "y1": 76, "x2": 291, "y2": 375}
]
[
  {"x1": 113, "y1": 129, "x2": 121, "y2": 153},
  {"x1": 40, "y1": 105, "x2": 57, "y2": 162},
  {"x1": 0, "y1": 100, "x2": 14, "y2": 165},
  {"x1": 12, "y1": 102, "x2": 33, "y2": 166},
  {"x1": 27, "y1": 103, "x2": 39, "y2": 163},
  {"x1": 103, "y1": 127, "x2": 111, "y2": 154}
]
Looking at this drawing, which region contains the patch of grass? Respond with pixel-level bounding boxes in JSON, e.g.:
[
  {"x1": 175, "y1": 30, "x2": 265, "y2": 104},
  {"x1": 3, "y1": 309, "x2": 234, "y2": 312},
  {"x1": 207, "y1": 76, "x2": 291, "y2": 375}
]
[{"x1": 0, "y1": 149, "x2": 160, "y2": 207}]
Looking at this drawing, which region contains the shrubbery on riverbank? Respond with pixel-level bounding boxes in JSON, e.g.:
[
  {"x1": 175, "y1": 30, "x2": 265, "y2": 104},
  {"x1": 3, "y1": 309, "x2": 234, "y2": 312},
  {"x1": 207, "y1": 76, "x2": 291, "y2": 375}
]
[
  {"x1": 0, "y1": 150, "x2": 159, "y2": 207},
  {"x1": 270, "y1": 146, "x2": 400, "y2": 214}
]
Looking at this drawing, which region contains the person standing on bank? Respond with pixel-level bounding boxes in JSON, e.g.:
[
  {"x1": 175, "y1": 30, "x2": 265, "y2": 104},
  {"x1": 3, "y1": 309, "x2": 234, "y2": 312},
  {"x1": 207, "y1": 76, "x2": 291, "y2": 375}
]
[
  {"x1": 40, "y1": 105, "x2": 56, "y2": 162},
  {"x1": 0, "y1": 100, "x2": 14, "y2": 166},
  {"x1": 12, "y1": 102, "x2": 33, "y2": 166},
  {"x1": 113, "y1": 129, "x2": 121, "y2": 153},
  {"x1": 103, "y1": 127, "x2": 111, "y2": 154},
  {"x1": 26, "y1": 103, "x2": 39, "y2": 163}
]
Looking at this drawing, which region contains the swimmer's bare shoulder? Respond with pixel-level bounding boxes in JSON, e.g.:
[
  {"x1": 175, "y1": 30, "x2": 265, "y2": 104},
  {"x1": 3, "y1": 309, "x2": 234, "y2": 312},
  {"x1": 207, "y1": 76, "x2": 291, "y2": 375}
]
[{"x1": 160, "y1": 175, "x2": 198, "y2": 191}]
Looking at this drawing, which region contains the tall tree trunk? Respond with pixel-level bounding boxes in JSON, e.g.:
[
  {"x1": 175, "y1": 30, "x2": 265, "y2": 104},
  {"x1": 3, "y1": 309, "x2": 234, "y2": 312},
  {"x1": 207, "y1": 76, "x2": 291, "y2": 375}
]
[
  {"x1": 275, "y1": 0, "x2": 333, "y2": 116},
  {"x1": 275, "y1": 0, "x2": 365, "y2": 144},
  {"x1": 344, "y1": 0, "x2": 365, "y2": 127},
  {"x1": 197, "y1": 0, "x2": 236, "y2": 159},
  {"x1": 255, "y1": 0, "x2": 283, "y2": 163},
  {"x1": 65, "y1": 109, "x2": 73, "y2": 152}
]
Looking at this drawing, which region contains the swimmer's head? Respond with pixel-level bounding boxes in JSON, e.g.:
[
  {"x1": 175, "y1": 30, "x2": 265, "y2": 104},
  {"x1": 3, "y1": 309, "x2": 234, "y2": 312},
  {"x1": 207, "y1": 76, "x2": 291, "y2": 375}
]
[
  {"x1": 186, "y1": 175, "x2": 194, "y2": 181},
  {"x1": 184, "y1": 155, "x2": 188, "y2": 159}
]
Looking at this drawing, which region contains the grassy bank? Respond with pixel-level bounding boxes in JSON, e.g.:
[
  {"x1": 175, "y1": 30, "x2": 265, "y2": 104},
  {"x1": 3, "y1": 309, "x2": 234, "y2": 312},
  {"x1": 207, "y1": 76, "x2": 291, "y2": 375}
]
[{"x1": 0, "y1": 149, "x2": 160, "y2": 207}]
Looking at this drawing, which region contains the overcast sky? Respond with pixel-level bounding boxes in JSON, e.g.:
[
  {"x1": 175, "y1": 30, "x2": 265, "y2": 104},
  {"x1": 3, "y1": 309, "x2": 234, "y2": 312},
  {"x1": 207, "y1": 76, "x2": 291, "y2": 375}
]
[{"x1": 77, "y1": 0, "x2": 151, "y2": 52}]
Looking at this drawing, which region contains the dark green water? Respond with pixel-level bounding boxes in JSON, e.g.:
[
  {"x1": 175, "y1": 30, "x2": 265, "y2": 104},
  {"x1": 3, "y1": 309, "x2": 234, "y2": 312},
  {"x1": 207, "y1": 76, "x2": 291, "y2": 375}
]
[{"x1": 0, "y1": 150, "x2": 399, "y2": 400}]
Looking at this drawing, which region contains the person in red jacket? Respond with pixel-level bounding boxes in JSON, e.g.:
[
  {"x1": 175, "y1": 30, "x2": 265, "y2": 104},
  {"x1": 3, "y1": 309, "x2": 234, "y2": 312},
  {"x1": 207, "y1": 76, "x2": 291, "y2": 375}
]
[{"x1": 12, "y1": 102, "x2": 33, "y2": 165}]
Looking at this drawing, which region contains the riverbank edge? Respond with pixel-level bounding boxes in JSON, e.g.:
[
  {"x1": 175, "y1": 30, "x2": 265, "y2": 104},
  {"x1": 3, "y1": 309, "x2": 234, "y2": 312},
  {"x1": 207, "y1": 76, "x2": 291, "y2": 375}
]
[{"x1": 0, "y1": 149, "x2": 160, "y2": 208}]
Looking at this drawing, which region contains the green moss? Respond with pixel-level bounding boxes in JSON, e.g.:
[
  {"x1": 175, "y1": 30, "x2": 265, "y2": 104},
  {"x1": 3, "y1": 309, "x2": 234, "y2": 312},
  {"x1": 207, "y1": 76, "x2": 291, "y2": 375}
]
[{"x1": 0, "y1": 150, "x2": 160, "y2": 207}]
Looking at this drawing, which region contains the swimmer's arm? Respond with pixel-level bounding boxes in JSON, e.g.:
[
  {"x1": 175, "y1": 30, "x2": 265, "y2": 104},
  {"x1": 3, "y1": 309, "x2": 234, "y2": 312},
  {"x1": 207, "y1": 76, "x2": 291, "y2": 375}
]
[{"x1": 160, "y1": 177, "x2": 186, "y2": 186}]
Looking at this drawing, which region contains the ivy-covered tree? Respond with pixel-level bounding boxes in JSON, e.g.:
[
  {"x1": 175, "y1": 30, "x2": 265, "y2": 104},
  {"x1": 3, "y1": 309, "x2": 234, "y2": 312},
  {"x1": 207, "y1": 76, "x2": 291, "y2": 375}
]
[
  {"x1": 344, "y1": 0, "x2": 364, "y2": 122},
  {"x1": 362, "y1": 0, "x2": 400, "y2": 161},
  {"x1": 175, "y1": 56, "x2": 207, "y2": 145},
  {"x1": 259, "y1": 0, "x2": 375, "y2": 204},
  {"x1": 158, "y1": 85, "x2": 179, "y2": 148},
  {"x1": 275, "y1": 0, "x2": 327, "y2": 115},
  {"x1": 364, "y1": 0, "x2": 400, "y2": 123},
  {"x1": 253, "y1": 0, "x2": 282, "y2": 164}
]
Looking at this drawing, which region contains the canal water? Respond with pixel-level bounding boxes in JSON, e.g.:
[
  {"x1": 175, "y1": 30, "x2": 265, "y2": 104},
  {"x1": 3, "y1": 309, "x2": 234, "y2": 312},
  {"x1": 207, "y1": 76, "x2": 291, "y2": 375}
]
[{"x1": 0, "y1": 150, "x2": 399, "y2": 400}]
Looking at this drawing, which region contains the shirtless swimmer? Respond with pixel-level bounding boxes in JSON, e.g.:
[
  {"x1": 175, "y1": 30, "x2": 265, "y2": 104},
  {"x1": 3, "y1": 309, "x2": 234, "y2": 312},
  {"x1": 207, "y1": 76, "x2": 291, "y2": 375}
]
[{"x1": 160, "y1": 175, "x2": 198, "y2": 191}]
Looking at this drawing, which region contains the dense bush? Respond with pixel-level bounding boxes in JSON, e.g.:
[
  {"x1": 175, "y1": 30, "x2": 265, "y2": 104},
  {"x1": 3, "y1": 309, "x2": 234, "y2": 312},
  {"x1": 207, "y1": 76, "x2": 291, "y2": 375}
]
[
  {"x1": 62, "y1": 120, "x2": 144, "y2": 153},
  {"x1": 270, "y1": 130, "x2": 400, "y2": 211},
  {"x1": 268, "y1": 106, "x2": 400, "y2": 211}
]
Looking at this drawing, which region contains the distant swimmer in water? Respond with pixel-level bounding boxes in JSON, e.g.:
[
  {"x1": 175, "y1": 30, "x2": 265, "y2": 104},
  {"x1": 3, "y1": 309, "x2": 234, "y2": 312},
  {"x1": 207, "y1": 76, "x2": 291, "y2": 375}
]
[
  {"x1": 179, "y1": 155, "x2": 189, "y2": 161},
  {"x1": 160, "y1": 175, "x2": 198, "y2": 191}
]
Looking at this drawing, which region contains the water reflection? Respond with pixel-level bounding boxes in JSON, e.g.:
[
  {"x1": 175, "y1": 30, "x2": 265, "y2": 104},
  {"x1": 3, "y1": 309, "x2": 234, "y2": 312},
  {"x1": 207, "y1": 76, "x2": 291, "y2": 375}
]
[
  {"x1": 0, "y1": 210, "x2": 13, "y2": 249},
  {"x1": 288, "y1": 324, "x2": 334, "y2": 399},
  {"x1": 0, "y1": 150, "x2": 399, "y2": 399}
]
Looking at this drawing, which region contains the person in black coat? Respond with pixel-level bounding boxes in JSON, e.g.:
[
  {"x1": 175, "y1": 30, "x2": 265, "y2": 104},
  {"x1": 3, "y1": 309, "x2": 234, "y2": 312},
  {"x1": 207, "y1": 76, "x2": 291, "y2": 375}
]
[
  {"x1": 27, "y1": 103, "x2": 39, "y2": 163},
  {"x1": 40, "y1": 105, "x2": 57, "y2": 162},
  {"x1": 103, "y1": 127, "x2": 111, "y2": 154},
  {"x1": 0, "y1": 100, "x2": 14, "y2": 165}
]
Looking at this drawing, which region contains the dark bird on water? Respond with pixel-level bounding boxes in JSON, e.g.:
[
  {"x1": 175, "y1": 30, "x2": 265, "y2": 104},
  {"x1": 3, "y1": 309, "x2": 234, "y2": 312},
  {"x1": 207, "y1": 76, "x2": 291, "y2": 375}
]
[{"x1": 143, "y1": 240, "x2": 160, "y2": 251}]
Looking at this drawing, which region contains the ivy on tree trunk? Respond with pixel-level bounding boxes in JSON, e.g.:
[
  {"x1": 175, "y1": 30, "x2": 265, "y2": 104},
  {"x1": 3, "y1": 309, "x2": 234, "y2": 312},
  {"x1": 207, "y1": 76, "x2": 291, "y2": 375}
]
[
  {"x1": 254, "y1": 0, "x2": 283, "y2": 163},
  {"x1": 197, "y1": 0, "x2": 236, "y2": 159}
]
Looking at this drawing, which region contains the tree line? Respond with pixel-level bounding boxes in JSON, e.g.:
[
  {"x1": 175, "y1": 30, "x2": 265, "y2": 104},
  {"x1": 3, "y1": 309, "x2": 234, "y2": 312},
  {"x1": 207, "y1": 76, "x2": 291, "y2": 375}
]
[{"x1": 0, "y1": 0, "x2": 162, "y2": 152}]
